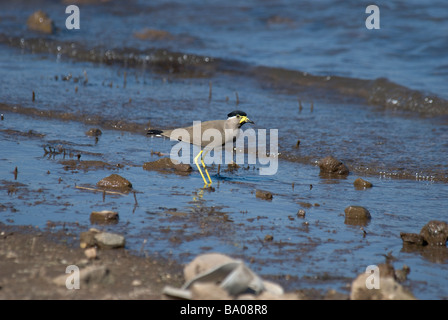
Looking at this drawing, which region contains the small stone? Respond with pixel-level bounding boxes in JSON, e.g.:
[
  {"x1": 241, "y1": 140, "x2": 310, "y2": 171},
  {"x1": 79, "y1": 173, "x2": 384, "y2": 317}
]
[
  {"x1": 27, "y1": 10, "x2": 54, "y2": 34},
  {"x1": 344, "y1": 206, "x2": 371, "y2": 226},
  {"x1": 132, "y1": 279, "x2": 142, "y2": 286},
  {"x1": 184, "y1": 253, "x2": 234, "y2": 282},
  {"x1": 354, "y1": 178, "x2": 373, "y2": 189},
  {"x1": 255, "y1": 189, "x2": 273, "y2": 200},
  {"x1": 97, "y1": 174, "x2": 132, "y2": 192},
  {"x1": 84, "y1": 247, "x2": 97, "y2": 259},
  {"x1": 94, "y1": 232, "x2": 125, "y2": 249},
  {"x1": 85, "y1": 128, "x2": 102, "y2": 136},
  {"x1": 79, "y1": 228, "x2": 100, "y2": 248},
  {"x1": 419, "y1": 220, "x2": 448, "y2": 246},
  {"x1": 90, "y1": 210, "x2": 119, "y2": 224},
  {"x1": 400, "y1": 232, "x2": 426, "y2": 246},
  {"x1": 318, "y1": 156, "x2": 349, "y2": 176},
  {"x1": 297, "y1": 209, "x2": 306, "y2": 218},
  {"x1": 264, "y1": 234, "x2": 274, "y2": 241},
  {"x1": 143, "y1": 158, "x2": 192, "y2": 174}
]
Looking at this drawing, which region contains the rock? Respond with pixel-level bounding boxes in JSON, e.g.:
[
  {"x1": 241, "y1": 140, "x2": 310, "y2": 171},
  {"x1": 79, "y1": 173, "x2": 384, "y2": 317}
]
[
  {"x1": 85, "y1": 128, "x2": 102, "y2": 136},
  {"x1": 84, "y1": 247, "x2": 97, "y2": 259},
  {"x1": 264, "y1": 234, "x2": 273, "y2": 242},
  {"x1": 80, "y1": 229, "x2": 125, "y2": 249},
  {"x1": 96, "y1": 174, "x2": 132, "y2": 192},
  {"x1": 94, "y1": 232, "x2": 125, "y2": 249},
  {"x1": 395, "y1": 265, "x2": 411, "y2": 283},
  {"x1": 344, "y1": 206, "x2": 371, "y2": 225},
  {"x1": 90, "y1": 210, "x2": 119, "y2": 224},
  {"x1": 80, "y1": 228, "x2": 100, "y2": 248},
  {"x1": 255, "y1": 189, "x2": 273, "y2": 200},
  {"x1": 297, "y1": 209, "x2": 306, "y2": 218},
  {"x1": 400, "y1": 232, "x2": 426, "y2": 246},
  {"x1": 350, "y1": 264, "x2": 415, "y2": 300},
  {"x1": 190, "y1": 282, "x2": 231, "y2": 300},
  {"x1": 419, "y1": 220, "x2": 448, "y2": 246},
  {"x1": 354, "y1": 178, "x2": 373, "y2": 189},
  {"x1": 184, "y1": 253, "x2": 234, "y2": 282},
  {"x1": 318, "y1": 156, "x2": 349, "y2": 176},
  {"x1": 27, "y1": 10, "x2": 54, "y2": 34},
  {"x1": 143, "y1": 157, "x2": 192, "y2": 175}
]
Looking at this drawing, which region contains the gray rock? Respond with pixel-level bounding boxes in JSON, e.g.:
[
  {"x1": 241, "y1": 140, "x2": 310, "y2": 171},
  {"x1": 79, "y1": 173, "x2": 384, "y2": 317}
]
[{"x1": 94, "y1": 232, "x2": 125, "y2": 249}]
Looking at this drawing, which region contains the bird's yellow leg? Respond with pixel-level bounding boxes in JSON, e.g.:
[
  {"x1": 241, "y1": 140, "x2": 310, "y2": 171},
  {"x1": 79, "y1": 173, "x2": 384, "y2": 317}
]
[
  {"x1": 194, "y1": 150, "x2": 208, "y2": 187},
  {"x1": 201, "y1": 150, "x2": 212, "y2": 186}
]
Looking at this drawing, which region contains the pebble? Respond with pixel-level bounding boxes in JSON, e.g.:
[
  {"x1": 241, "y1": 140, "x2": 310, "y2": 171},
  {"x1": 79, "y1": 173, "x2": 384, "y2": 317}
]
[
  {"x1": 318, "y1": 156, "x2": 349, "y2": 176},
  {"x1": 90, "y1": 210, "x2": 119, "y2": 224},
  {"x1": 353, "y1": 178, "x2": 373, "y2": 189},
  {"x1": 255, "y1": 189, "x2": 273, "y2": 200},
  {"x1": 344, "y1": 206, "x2": 371, "y2": 225},
  {"x1": 96, "y1": 174, "x2": 132, "y2": 191}
]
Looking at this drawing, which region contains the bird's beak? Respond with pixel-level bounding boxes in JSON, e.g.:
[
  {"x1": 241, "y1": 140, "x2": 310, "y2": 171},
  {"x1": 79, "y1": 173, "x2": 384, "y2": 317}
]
[{"x1": 240, "y1": 116, "x2": 254, "y2": 125}]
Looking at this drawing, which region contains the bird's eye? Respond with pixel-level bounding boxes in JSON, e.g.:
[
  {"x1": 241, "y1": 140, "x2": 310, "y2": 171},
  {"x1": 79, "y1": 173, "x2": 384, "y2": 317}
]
[{"x1": 236, "y1": 115, "x2": 241, "y2": 118}]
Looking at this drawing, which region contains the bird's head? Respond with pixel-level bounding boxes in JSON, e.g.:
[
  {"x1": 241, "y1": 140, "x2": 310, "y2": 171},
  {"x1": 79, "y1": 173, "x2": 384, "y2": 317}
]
[{"x1": 227, "y1": 110, "x2": 254, "y2": 128}]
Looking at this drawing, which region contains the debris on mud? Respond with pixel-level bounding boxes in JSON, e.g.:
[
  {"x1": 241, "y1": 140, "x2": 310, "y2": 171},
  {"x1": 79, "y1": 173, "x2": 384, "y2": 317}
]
[
  {"x1": 96, "y1": 174, "x2": 133, "y2": 192},
  {"x1": 143, "y1": 157, "x2": 192, "y2": 175},
  {"x1": 318, "y1": 156, "x2": 349, "y2": 176}
]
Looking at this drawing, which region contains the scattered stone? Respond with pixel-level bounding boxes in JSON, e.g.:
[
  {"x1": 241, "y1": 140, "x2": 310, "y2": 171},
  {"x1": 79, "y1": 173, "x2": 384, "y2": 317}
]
[
  {"x1": 350, "y1": 264, "x2": 415, "y2": 300},
  {"x1": 255, "y1": 189, "x2": 273, "y2": 200},
  {"x1": 354, "y1": 178, "x2": 373, "y2": 189},
  {"x1": 344, "y1": 206, "x2": 371, "y2": 225},
  {"x1": 190, "y1": 282, "x2": 231, "y2": 300},
  {"x1": 184, "y1": 253, "x2": 234, "y2": 282},
  {"x1": 80, "y1": 228, "x2": 100, "y2": 248},
  {"x1": 132, "y1": 279, "x2": 142, "y2": 286},
  {"x1": 96, "y1": 174, "x2": 132, "y2": 192},
  {"x1": 94, "y1": 232, "x2": 125, "y2": 249},
  {"x1": 419, "y1": 220, "x2": 448, "y2": 246},
  {"x1": 400, "y1": 232, "x2": 426, "y2": 246},
  {"x1": 27, "y1": 10, "x2": 54, "y2": 34},
  {"x1": 264, "y1": 234, "x2": 274, "y2": 242},
  {"x1": 297, "y1": 209, "x2": 306, "y2": 218},
  {"x1": 143, "y1": 157, "x2": 192, "y2": 175},
  {"x1": 85, "y1": 128, "x2": 102, "y2": 136},
  {"x1": 84, "y1": 247, "x2": 97, "y2": 259},
  {"x1": 225, "y1": 162, "x2": 240, "y2": 172},
  {"x1": 90, "y1": 210, "x2": 119, "y2": 224},
  {"x1": 318, "y1": 156, "x2": 349, "y2": 176}
]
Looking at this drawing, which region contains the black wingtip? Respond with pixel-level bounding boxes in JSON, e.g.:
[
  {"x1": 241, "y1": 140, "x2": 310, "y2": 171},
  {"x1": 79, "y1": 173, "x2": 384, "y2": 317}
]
[{"x1": 147, "y1": 129, "x2": 164, "y2": 135}]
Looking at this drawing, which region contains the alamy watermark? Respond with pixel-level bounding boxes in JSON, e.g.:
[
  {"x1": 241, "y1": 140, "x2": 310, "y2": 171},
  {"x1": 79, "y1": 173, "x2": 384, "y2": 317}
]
[
  {"x1": 365, "y1": 265, "x2": 380, "y2": 289},
  {"x1": 168, "y1": 122, "x2": 279, "y2": 176},
  {"x1": 65, "y1": 265, "x2": 80, "y2": 290}
]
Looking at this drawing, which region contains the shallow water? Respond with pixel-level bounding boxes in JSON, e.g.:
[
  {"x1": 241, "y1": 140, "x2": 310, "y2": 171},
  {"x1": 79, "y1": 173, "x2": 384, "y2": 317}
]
[{"x1": 1, "y1": 0, "x2": 448, "y2": 299}]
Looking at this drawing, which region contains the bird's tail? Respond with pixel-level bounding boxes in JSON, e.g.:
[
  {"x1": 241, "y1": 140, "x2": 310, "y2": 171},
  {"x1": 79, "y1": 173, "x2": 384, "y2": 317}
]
[{"x1": 147, "y1": 129, "x2": 164, "y2": 135}]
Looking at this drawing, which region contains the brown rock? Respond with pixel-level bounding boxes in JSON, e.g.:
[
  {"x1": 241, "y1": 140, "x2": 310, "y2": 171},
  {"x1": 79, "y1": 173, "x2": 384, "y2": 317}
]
[
  {"x1": 94, "y1": 232, "x2": 125, "y2": 249},
  {"x1": 419, "y1": 220, "x2": 448, "y2": 246},
  {"x1": 80, "y1": 228, "x2": 100, "y2": 248},
  {"x1": 264, "y1": 234, "x2": 274, "y2": 242},
  {"x1": 344, "y1": 206, "x2": 371, "y2": 225},
  {"x1": 143, "y1": 158, "x2": 192, "y2": 174},
  {"x1": 354, "y1": 178, "x2": 373, "y2": 189},
  {"x1": 90, "y1": 210, "x2": 119, "y2": 224},
  {"x1": 85, "y1": 128, "x2": 102, "y2": 136},
  {"x1": 96, "y1": 174, "x2": 132, "y2": 191},
  {"x1": 318, "y1": 156, "x2": 349, "y2": 176},
  {"x1": 400, "y1": 232, "x2": 426, "y2": 246},
  {"x1": 27, "y1": 10, "x2": 54, "y2": 34},
  {"x1": 255, "y1": 189, "x2": 273, "y2": 200}
]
